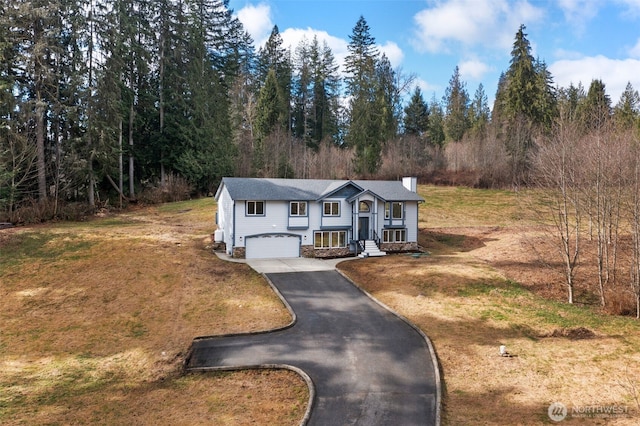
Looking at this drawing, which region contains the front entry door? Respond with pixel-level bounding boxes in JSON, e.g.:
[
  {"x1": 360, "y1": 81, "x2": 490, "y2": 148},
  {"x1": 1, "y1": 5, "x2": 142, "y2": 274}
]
[{"x1": 358, "y1": 217, "x2": 369, "y2": 240}]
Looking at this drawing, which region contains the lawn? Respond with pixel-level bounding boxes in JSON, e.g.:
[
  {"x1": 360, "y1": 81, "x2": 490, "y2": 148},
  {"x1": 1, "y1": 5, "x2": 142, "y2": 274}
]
[
  {"x1": 2, "y1": 188, "x2": 639, "y2": 425},
  {"x1": 340, "y1": 186, "x2": 640, "y2": 425},
  {"x1": 0, "y1": 199, "x2": 307, "y2": 425}
]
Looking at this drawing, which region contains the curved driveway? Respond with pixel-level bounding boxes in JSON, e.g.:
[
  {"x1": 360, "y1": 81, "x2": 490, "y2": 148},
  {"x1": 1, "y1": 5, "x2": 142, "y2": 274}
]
[{"x1": 186, "y1": 267, "x2": 439, "y2": 425}]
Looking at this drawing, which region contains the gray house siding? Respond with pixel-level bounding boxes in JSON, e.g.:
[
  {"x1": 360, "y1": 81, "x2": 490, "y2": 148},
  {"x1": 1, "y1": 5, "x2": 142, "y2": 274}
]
[{"x1": 214, "y1": 178, "x2": 423, "y2": 259}]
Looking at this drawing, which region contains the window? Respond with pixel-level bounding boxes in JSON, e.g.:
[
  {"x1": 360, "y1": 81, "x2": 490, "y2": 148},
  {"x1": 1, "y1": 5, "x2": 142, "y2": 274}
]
[
  {"x1": 385, "y1": 202, "x2": 403, "y2": 219},
  {"x1": 323, "y1": 201, "x2": 340, "y2": 216},
  {"x1": 314, "y1": 231, "x2": 347, "y2": 249},
  {"x1": 246, "y1": 201, "x2": 264, "y2": 216},
  {"x1": 290, "y1": 201, "x2": 307, "y2": 216},
  {"x1": 383, "y1": 229, "x2": 406, "y2": 243},
  {"x1": 359, "y1": 201, "x2": 370, "y2": 212}
]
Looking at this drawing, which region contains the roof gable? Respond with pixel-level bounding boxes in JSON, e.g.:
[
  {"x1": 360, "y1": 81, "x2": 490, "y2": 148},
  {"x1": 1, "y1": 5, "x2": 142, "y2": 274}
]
[{"x1": 317, "y1": 181, "x2": 363, "y2": 200}]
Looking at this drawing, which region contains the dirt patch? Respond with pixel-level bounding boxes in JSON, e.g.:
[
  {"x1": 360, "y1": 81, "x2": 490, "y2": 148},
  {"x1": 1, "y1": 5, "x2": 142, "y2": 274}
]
[{"x1": 546, "y1": 327, "x2": 597, "y2": 340}]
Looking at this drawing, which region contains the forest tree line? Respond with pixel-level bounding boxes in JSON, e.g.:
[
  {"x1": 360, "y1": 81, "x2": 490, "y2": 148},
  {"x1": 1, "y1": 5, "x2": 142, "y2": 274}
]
[{"x1": 1, "y1": 1, "x2": 640, "y2": 223}]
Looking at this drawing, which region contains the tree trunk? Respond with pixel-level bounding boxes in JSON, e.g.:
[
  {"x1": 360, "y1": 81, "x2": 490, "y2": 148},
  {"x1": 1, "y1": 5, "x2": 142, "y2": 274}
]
[
  {"x1": 88, "y1": 154, "x2": 95, "y2": 207},
  {"x1": 87, "y1": 0, "x2": 95, "y2": 209},
  {"x1": 36, "y1": 99, "x2": 47, "y2": 201},
  {"x1": 119, "y1": 119, "x2": 123, "y2": 208},
  {"x1": 128, "y1": 102, "x2": 135, "y2": 198},
  {"x1": 159, "y1": 27, "x2": 166, "y2": 186}
]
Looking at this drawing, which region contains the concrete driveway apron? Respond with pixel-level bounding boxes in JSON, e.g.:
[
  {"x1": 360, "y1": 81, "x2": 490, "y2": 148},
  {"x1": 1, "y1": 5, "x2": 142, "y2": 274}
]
[{"x1": 186, "y1": 269, "x2": 439, "y2": 425}]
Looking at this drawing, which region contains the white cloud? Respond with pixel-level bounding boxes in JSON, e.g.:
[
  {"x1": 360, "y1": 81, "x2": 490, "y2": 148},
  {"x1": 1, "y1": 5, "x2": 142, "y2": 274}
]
[
  {"x1": 379, "y1": 41, "x2": 404, "y2": 68},
  {"x1": 458, "y1": 59, "x2": 491, "y2": 81},
  {"x1": 236, "y1": 3, "x2": 273, "y2": 45},
  {"x1": 550, "y1": 55, "x2": 640, "y2": 103},
  {"x1": 553, "y1": 48, "x2": 586, "y2": 60},
  {"x1": 411, "y1": 0, "x2": 544, "y2": 53},
  {"x1": 629, "y1": 38, "x2": 640, "y2": 58},
  {"x1": 557, "y1": 0, "x2": 600, "y2": 34},
  {"x1": 280, "y1": 27, "x2": 348, "y2": 57},
  {"x1": 280, "y1": 27, "x2": 350, "y2": 73},
  {"x1": 414, "y1": 78, "x2": 441, "y2": 99},
  {"x1": 618, "y1": 0, "x2": 640, "y2": 17},
  {"x1": 255, "y1": 25, "x2": 404, "y2": 75}
]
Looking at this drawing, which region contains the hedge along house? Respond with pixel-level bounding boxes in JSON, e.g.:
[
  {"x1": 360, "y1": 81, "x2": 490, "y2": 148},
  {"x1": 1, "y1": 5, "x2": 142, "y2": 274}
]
[{"x1": 214, "y1": 177, "x2": 424, "y2": 259}]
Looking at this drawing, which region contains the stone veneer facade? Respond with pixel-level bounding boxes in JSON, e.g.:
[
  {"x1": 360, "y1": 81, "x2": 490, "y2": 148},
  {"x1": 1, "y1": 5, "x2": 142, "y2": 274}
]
[
  {"x1": 230, "y1": 242, "x2": 418, "y2": 259},
  {"x1": 232, "y1": 247, "x2": 246, "y2": 258},
  {"x1": 302, "y1": 245, "x2": 352, "y2": 258},
  {"x1": 380, "y1": 241, "x2": 419, "y2": 253}
]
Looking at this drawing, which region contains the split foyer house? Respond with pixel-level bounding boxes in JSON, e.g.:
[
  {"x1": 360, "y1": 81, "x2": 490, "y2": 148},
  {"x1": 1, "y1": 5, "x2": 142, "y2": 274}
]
[{"x1": 214, "y1": 177, "x2": 424, "y2": 259}]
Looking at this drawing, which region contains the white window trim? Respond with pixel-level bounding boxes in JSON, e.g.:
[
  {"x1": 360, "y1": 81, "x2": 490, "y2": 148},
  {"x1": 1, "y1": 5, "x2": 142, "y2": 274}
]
[
  {"x1": 385, "y1": 202, "x2": 404, "y2": 220},
  {"x1": 290, "y1": 201, "x2": 307, "y2": 217},
  {"x1": 314, "y1": 230, "x2": 347, "y2": 249},
  {"x1": 383, "y1": 228, "x2": 406, "y2": 243},
  {"x1": 323, "y1": 201, "x2": 340, "y2": 217},
  {"x1": 246, "y1": 200, "x2": 265, "y2": 216}
]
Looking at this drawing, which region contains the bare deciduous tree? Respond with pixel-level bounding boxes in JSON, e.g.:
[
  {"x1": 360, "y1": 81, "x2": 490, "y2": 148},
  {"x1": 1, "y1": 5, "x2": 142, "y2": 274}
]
[
  {"x1": 582, "y1": 126, "x2": 624, "y2": 308},
  {"x1": 534, "y1": 119, "x2": 583, "y2": 303},
  {"x1": 627, "y1": 134, "x2": 640, "y2": 318}
]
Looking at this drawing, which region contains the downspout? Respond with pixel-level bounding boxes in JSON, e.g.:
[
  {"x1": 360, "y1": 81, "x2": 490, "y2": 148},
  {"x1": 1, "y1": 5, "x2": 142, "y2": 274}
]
[
  {"x1": 352, "y1": 199, "x2": 358, "y2": 254},
  {"x1": 372, "y1": 198, "x2": 377, "y2": 242},
  {"x1": 416, "y1": 201, "x2": 423, "y2": 247},
  {"x1": 232, "y1": 201, "x2": 236, "y2": 256},
  {"x1": 403, "y1": 203, "x2": 406, "y2": 227}
]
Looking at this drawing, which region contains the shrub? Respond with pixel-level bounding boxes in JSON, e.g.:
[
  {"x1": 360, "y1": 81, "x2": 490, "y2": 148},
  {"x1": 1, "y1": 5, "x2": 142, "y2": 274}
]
[{"x1": 139, "y1": 173, "x2": 192, "y2": 204}]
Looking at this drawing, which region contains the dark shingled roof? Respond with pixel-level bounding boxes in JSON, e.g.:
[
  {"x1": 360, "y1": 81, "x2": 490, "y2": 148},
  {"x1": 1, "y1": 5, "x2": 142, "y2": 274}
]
[{"x1": 216, "y1": 177, "x2": 424, "y2": 202}]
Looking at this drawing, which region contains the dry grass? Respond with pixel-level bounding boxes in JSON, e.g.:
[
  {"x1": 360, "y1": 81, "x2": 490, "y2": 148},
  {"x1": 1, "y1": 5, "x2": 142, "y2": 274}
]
[
  {"x1": 4, "y1": 187, "x2": 640, "y2": 425},
  {"x1": 0, "y1": 199, "x2": 307, "y2": 425},
  {"x1": 339, "y1": 185, "x2": 640, "y2": 425}
]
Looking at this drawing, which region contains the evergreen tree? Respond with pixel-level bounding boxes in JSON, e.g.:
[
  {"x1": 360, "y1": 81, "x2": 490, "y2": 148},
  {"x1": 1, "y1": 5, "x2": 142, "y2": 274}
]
[
  {"x1": 443, "y1": 66, "x2": 470, "y2": 142},
  {"x1": 67, "y1": 0, "x2": 97, "y2": 206},
  {"x1": 375, "y1": 54, "x2": 400, "y2": 142},
  {"x1": 505, "y1": 25, "x2": 537, "y2": 122},
  {"x1": 255, "y1": 69, "x2": 288, "y2": 139},
  {"x1": 210, "y1": 0, "x2": 254, "y2": 84},
  {"x1": 11, "y1": 0, "x2": 63, "y2": 201},
  {"x1": 0, "y1": 3, "x2": 32, "y2": 215},
  {"x1": 292, "y1": 36, "x2": 341, "y2": 149},
  {"x1": 501, "y1": 25, "x2": 557, "y2": 182},
  {"x1": 110, "y1": 0, "x2": 155, "y2": 199},
  {"x1": 613, "y1": 81, "x2": 640, "y2": 130},
  {"x1": 500, "y1": 27, "x2": 557, "y2": 130},
  {"x1": 292, "y1": 37, "x2": 312, "y2": 143},
  {"x1": 468, "y1": 83, "x2": 490, "y2": 138},
  {"x1": 533, "y1": 59, "x2": 557, "y2": 130},
  {"x1": 344, "y1": 16, "x2": 384, "y2": 175},
  {"x1": 256, "y1": 26, "x2": 291, "y2": 131},
  {"x1": 0, "y1": 0, "x2": 253, "y2": 214},
  {"x1": 557, "y1": 82, "x2": 585, "y2": 123},
  {"x1": 578, "y1": 79, "x2": 611, "y2": 132},
  {"x1": 171, "y1": 0, "x2": 235, "y2": 192},
  {"x1": 427, "y1": 96, "x2": 446, "y2": 148},
  {"x1": 311, "y1": 38, "x2": 341, "y2": 146},
  {"x1": 403, "y1": 87, "x2": 429, "y2": 136},
  {"x1": 344, "y1": 16, "x2": 378, "y2": 96},
  {"x1": 491, "y1": 72, "x2": 508, "y2": 126}
]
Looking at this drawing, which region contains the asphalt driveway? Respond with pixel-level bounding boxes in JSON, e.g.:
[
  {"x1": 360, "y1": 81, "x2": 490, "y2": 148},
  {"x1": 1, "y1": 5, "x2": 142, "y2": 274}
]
[{"x1": 186, "y1": 269, "x2": 440, "y2": 425}]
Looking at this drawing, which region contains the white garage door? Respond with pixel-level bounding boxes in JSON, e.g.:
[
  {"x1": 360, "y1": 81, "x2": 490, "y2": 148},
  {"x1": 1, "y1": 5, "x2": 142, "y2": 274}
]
[{"x1": 245, "y1": 234, "x2": 300, "y2": 259}]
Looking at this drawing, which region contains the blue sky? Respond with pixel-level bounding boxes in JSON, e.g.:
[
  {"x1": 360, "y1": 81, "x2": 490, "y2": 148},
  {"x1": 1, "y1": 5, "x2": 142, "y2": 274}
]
[{"x1": 228, "y1": 0, "x2": 640, "y2": 108}]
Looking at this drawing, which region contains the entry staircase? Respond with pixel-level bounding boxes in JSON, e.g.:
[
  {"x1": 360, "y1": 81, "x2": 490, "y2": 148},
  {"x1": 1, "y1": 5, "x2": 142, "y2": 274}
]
[{"x1": 358, "y1": 240, "x2": 386, "y2": 258}]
